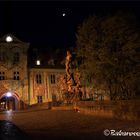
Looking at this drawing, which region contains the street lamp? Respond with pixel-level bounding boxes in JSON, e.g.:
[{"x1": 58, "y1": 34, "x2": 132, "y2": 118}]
[
  {"x1": 5, "y1": 91, "x2": 12, "y2": 110},
  {"x1": 6, "y1": 92, "x2": 12, "y2": 97},
  {"x1": 6, "y1": 36, "x2": 13, "y2": 43}
]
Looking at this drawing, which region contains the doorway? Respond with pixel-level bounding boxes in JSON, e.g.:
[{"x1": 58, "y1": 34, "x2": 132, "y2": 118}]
[{"x1": 0, "y1": 94, "x2": 19, "y2": 110}]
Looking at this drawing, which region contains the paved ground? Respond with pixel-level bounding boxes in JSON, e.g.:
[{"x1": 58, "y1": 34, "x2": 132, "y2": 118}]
[
  {"x1": 0, "y1": 120, "x2": 28, "y2": 140},
  {"x1": 0, "y1": 108, "x2": 140, "y2": 140}
]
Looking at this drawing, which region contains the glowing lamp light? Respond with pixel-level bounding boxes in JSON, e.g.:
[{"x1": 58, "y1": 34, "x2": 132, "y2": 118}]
[
  {"x1": 6, "y1": 36, "x2": 13, "y2": 42},
  {"x1": 36, "y1": 60, "x2": 40, "y2": 65},
  {"x1": 62, "y1": 13, "x2": 66, "y2": 17},
  {"x1": 6, "y1": 92, "x2": 12, "y2": 97}
]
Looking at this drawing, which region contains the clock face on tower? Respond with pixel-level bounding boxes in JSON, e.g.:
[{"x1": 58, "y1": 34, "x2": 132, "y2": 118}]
[{"x1": 6, "y1": 36, "x2": 13, "y2": 42}]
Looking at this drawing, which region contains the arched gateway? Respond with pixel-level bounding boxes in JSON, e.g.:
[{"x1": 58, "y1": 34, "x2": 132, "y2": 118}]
[{"x1": 0, "y1": 92, "x2": 20, "y2": 110}]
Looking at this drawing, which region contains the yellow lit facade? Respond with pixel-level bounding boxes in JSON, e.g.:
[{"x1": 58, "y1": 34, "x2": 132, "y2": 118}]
[{"x1": 0, "y1": 34, "x2": 65, "y2": 110}]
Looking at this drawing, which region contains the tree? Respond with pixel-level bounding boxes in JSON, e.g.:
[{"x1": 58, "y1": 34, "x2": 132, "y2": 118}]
[{"x1": 76, "y1": 12, "x2": 140, "y2": 100}]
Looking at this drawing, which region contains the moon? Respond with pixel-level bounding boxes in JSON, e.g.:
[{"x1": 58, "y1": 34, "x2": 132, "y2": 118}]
[{"x1": 62, "y1": 13, "x2": 66, "y2": 17}]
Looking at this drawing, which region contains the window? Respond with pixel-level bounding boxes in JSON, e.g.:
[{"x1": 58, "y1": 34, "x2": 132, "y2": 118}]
[
  {"x1": 37, "y1": 96, "x2": 43, "y2": 103},
  {"x1": 50, "y1": 74, "x2": 55, "y2": 84},
  {"x1": 13, "y1": 71, "x2": 20, "y2": 80},
  {"x1": 0, "y1": 52, "x2": 5, "y2": 62},
  {"x1": 36, "y1": 74, "x2": 42, "y2": 84},
  {"x1": 36, "y1": 60, "x2": 40, "y2": 65},
  {"x1": 0, "y1": 72, "x2": 5, "y2": 80},
  {"x1": 13, "y1": 52, "x2": 20, "y2": 64}
]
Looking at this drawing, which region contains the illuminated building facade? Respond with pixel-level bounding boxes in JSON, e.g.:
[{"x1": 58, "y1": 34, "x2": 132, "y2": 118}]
[{"x1": 0, "y1": 34, "x2": 64, "y2": 110}]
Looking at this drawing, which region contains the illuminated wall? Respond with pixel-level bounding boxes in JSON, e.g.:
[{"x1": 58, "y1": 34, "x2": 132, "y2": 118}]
[
  {"x1": 29, "y1": 68, "x2": 65, "y2": 105},
  {"x1": 0, "y1": 34, "x2": 29, "y2": 108},
  {"x1": 0, "y1": 34, "x2": 65, "y2": 108}
]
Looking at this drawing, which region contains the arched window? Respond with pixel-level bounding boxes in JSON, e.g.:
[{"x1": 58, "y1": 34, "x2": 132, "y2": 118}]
[
  {"x1": 0, "y1": 52, "x2": 5, "y2": 62},
  {"x1": 13, "y1": 52, "x2": 20, "y2": 64}
]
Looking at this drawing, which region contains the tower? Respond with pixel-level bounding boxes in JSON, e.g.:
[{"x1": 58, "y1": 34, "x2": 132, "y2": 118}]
[{"x1": 0, "y1": 34, "x2": 29, "y2": 110}]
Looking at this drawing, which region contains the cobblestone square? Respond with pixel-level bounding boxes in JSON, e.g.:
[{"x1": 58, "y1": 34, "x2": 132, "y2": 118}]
[{"x1": 0, "y1": 109, "x2": 140, "y2": 140}]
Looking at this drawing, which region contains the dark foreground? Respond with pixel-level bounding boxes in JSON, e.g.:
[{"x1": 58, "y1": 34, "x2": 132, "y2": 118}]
[
  {"x1": 0, "y1": 120, "x2": 29, "y2": 140},
  {"x1": 0, "y1": 109, "x2": 140, "y2": 140}
]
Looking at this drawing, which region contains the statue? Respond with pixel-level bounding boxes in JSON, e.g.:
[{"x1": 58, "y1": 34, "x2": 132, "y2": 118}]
[
  {"x1": 64, "y1": 50, "x2": 82, "y2": 104},
  {"x1": 65, "y1": 51, "x2": 74, "y2": 92}
]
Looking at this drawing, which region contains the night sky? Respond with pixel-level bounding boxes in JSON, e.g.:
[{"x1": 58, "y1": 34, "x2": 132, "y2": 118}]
[{"x1": 0, "y1": 1, "x2": 140, "y2": 50}]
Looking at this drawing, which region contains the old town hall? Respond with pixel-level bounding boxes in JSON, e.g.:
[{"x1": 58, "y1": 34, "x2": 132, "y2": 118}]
[{"x1": 0, "y1": 34, "x2": 65, "y2": 110}]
